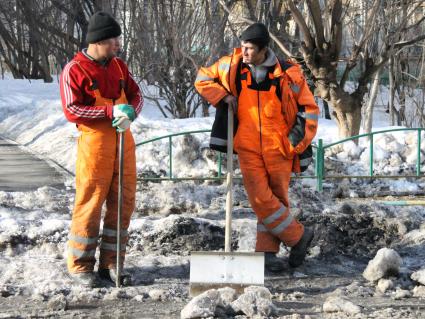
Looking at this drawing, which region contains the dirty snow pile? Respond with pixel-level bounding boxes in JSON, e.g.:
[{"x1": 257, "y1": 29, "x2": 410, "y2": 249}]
[
  {"x1": 0, "y1": 186, "x2": 230, "y2": 305},
  {"x1": 1, "y1": 177, "x2": 424, "y2": 316},
  {"x1": 318, "y1": 246, "x2": 425, "y2": 318},
  {"x1": 181, "y1": 286, "x2": 277, "y2": 318},
  {"x1": 363, "y1": 248, "x2": 402, "y2": 282},
  {"x1": 325, "y1": 131, "x2": 425, "y2": 178}
]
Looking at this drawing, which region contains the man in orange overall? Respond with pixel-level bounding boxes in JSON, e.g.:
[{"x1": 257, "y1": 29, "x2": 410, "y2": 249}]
[
  {"x1": 195, "y1": 23, "x2": 319, "y2": 272},
  {"x1": 60, "y1": 11, "x2": 143, "y2": 287}
]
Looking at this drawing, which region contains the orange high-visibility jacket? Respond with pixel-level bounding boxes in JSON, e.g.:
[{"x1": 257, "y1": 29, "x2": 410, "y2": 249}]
[{"x1": 195, "y1": 48, "x2": 319, "y2": 163}]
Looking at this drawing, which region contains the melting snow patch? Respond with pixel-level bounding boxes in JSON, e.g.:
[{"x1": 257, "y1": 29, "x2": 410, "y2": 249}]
[
  {"x1": 363, "y1": 248, "x2": 402, "y2": 282},
  {"x1": 411, "y1": 269, "x2": 425, "y2": 286},
  {"x1": 181, "y1": 286, "x2": 276, "y2": 318},
  {"x1": 322, "y1": 296, "x2": 361, "y2": 315}
]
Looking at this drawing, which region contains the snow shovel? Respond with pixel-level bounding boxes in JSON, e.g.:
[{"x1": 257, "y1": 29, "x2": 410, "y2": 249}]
[
  {"x1": 189, "y1": 104, "x2": 264, "y2": 297},
  {"x1": 116, "y1": 131, "x2": 125, "y2": 288}
]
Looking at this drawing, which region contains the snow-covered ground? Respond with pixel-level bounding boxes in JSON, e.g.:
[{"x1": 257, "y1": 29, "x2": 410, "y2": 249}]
[{"x1": 0, "y1": 77, "x2": 425, "y2": 318}]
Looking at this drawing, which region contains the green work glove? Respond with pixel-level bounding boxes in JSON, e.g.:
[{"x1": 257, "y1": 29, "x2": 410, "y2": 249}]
[
  {"x1": 112, "y1": 117, "x2": 131, "y2": 133},
  {"x1": 112, "y1": 104, "x2": 136, "y2": 133},
  {"x1": 113, "y1": 104, "x2": 136, "y2": 121}
]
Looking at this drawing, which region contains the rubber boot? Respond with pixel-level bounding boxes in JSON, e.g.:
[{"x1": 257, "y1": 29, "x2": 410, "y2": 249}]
[
  {"x1": 265, "y1": 252, "x2": 285, "y2": 272},
  {"x1": 69, "y1": 272, "x2": 98, "y2": 288},
  {"x1": 98, "y1": 268, "x2": 132, "y2": 286},
  {"x1": 289, "y1": 227, "x2": 314, "y2": 267}
]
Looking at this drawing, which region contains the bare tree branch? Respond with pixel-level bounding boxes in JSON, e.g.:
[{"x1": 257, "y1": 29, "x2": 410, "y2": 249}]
[{"x1": 219, "y1": 0, "x2": 293, "y2": 57}]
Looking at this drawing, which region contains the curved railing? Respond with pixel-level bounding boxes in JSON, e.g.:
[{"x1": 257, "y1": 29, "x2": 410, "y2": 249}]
[
  {"x1": 135, "y1": 129, "x2": 228, "y2": 181},
  {"x1": 315, "y1": 127, "x2": 424, "y2": 191}
]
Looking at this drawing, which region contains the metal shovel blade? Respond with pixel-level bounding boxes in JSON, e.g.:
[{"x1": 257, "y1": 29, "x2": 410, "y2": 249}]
[{"x1": 189, "y1": 251, "x2": 264, "y2": 296}]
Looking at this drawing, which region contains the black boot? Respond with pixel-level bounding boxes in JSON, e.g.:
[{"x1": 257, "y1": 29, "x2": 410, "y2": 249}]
[
  {"x1": 98, "y1": 268, "x2": 133, "y2": 286},
  {"x1": 69, "y1": 272, "x2": 98, "y2": 288},
  {"x1": 289, "y1": 227, "x2": 314, "y2": 268},
  {"x1": 264, "y1": 252, "x2": 285, "y2": 272}
]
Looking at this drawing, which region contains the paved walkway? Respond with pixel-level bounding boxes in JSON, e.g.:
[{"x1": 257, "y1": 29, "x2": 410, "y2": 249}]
[{"x1": 0, "y1": 137, "x2": 65, "y2": 191}]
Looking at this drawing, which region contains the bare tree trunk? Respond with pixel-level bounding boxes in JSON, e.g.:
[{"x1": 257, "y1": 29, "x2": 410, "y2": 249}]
[
  {"x1": 389, "y1": 55, "x2": 396, "y2": 125},
  {"x1": 363, "y1": 68, "x2": 382, "y2": 136},
  {"x1": 285, "y1": 0, "x2": 425, "y2": 139},
  {"x1": 94, "y1": 0, "x2": 113, "y2": 12},
  {"x1": 332, "y1": 103, "x2": 362, "y2": 139},
  {"x1": 323, "y1": 100, "x2": 331, "y2": 120},
  {"x1": 202, "y1": 100, "x2": 210, "y2": 117}
]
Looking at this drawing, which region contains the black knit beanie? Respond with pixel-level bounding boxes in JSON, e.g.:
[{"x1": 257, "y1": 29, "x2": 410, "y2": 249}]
[
  {"x1": 240, "y1": 23, "x2": 270, "y2": 48},
  {"x1": 86, "y1": 11, "x2": 122, "y2": 44}
]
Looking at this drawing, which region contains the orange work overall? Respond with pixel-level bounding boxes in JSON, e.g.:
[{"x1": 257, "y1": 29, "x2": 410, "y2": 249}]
[
  {"x1": 234, "y1": 66, "x2": 304, "y2": 253},
  {"x1": 67, "y1": 59, "x2": 137, "y2": 273}
]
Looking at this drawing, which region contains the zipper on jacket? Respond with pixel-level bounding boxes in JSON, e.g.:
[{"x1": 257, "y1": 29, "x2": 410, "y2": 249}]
[{"x1": 257, "y1": 90, "x2": 263, "y2": 151}]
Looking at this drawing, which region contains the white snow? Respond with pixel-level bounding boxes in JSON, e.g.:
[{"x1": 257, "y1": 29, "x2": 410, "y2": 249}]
[
  {"x1": 403, "y1": 228, "x2": 425, "y2": 245},
  {"x1": 180, "y1": 287, "x2": 274, "y2": 319},
  {"x1": 181, "y1": 289, "x2": 222, "y2": 319},
  {"x1": 322, "y1": 296, "x2": 361, "y2": 315},
  {"x1": 231, "y1": 286, "x2": 276, "y2": 317},
  {"x1": 389, "y1": 180, "x2": 420, "y2": 192},
  {"x1": 180, "y1": 285, "x2": 277, "y2": 318},
  {"x1": 411, "y1": 269, "x2": 425, "y2": 286},
  {"x1": 413, "y1": 285, "x2": 425, "y2": 298},
  {"x1": 376, "y1": 278, "x2": 394, "y2": 294},
  {"x1": 363, "y1": 248, "x2": 402, "y2": 282}
]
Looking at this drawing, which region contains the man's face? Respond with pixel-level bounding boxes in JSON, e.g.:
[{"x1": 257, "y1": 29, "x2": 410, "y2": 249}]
[
  {"x1": 241, "y1": 41, "x2": 266, "y2": 65},
  {"x1": 97, "y1": 37, "x2": 121, "y2": 59}
]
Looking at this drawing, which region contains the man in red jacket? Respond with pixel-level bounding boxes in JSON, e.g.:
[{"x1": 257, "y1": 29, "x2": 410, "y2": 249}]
[{"x1": 60, "y1": 11, "x2": 143, "y2": 287}]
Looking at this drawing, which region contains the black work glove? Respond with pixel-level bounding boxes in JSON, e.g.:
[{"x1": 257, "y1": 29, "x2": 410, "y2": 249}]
[
  {"x1": 288, "y1": 113, "x2": 313, "y2": 172},
  {"x1": 288, "y1": 113, "x2": 306, "y2": 147}
]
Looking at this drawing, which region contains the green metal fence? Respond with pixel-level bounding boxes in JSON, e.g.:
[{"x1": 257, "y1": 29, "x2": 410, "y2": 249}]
[
  {"x1": 314, "y1": 127, "x2": 424, "y2": 191},
  {"x1": 135, "y1": 129, "x2": 229, "y2": 182},
  {"x1": 135, "y1": 128, "x2": 425, "y2": 191}
]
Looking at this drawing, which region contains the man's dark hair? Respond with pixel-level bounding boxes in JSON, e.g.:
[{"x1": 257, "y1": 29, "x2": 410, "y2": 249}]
[{"x1": 245, "y1": 38, "x2": 268, "y2": 51}]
